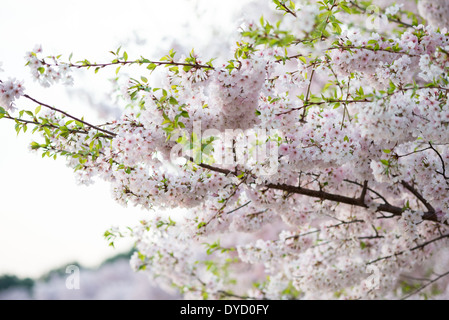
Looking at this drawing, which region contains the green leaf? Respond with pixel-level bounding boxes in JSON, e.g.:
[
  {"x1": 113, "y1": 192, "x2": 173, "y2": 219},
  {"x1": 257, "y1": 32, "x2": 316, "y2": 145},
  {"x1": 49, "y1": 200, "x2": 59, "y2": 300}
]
[
  {"x1": 339, "y1": 3, "x2": 351, "y2": 14},
  {"x1": 30, "y1": 142, "x2": 40, "y2": 150},
  {"x1": 180, "y1": 111, "x2": 189, "y2": 118},
  {"x1": 298, "y1": 56, "x2": 307, "y2": 64},
  {"x1": 147, "y1": 63, "x2": 157, "y2": 72},
  {"x1": 332, "y1": 22, "x2": 342, "y2": 34},
  {"x1": 197, "y1": 222, "x2": 206, "y2": 229},
  {"x1": 169, "y1": 96, "x2": 178, "y2": 105},
  {"x1": 43, "y1": 127, "x2": 52, "y2": 136}
]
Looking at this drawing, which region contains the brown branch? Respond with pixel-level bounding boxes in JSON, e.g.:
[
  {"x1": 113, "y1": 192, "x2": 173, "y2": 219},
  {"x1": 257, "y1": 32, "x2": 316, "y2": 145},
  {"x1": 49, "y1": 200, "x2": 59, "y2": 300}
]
[
  {"x1": 188, "y1": 159, "x2": 442, "y2": 224},
  {"x1": 368, "y1": 233, "x2": 449, "y2": 265},
  {"x1": 348, "y1": 0, "x2": 415, "y2": 28},
  {"x1": 396, "y1": 146, "x2": 432, "y2": 158},
  {"x1": 225, "y1": 201, "x2": 251, "y2": 215},
  {"x1": 401, "y1": 270, "x2": 449, "y2": 300},
  {"x1": 326, "y1": 219, "x2": 365, "y2": 229},
  {"x1": 279, "y1": 2, "x2": 297, "y2": 18},
  {"x1": 217, "y1": 290, "x2": 260, "y2": 300},
  {"x1": 265, "y1": 182, "x2": 407, "y2": 218},
  {"x1": 345, "y1": 179, "x2": 410, "y2": 209},
  {"x1": 429, "y1": 142, "x2": 448, "y2": 179},
  {"x1": 188, "y1": 157, "x2": 233, "y2": 175},
  {"x1": 275, "y1": 54, "x2": 304, "y2": 64},
  {"x1": 401, "y1": 180, "x2": 435, "y2": 213},
  {"x1": 277, "y1": 85, "x2": 449, "y2": 117},
  {"x1": 23, "y1": 94, "x2": 116, "y2": 138},
  {"x1": 43, "y1": 59, "x2": 214, "y2": 71},
  {"x1": 3, "y1": 115, "x2": 91, "y2": 135},
  {"x1": 328, "y1": 46, "x2": 420, "y2": 58},
  {"x1": 359, "y1": 180, "x2": 368, "y2": 203},
  {"x1": 276, "y1": 99, "x2": 370, "y2": 116},
  {"x1": 358, "y1": 235, "x2": 384, "y2": 240},
  {"x1": 4, "y1": 115, "x2": 56, "y2": 130},
  {"x1": 302, "y1": 68, "x2": 315, "y2": 122}
]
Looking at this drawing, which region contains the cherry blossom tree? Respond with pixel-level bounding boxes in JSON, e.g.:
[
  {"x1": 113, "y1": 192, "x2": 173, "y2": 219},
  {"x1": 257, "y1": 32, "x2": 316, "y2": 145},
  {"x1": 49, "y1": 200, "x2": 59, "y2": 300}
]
[{"x1": 2, "y1": 0, "x2": 449, "y2": 299}]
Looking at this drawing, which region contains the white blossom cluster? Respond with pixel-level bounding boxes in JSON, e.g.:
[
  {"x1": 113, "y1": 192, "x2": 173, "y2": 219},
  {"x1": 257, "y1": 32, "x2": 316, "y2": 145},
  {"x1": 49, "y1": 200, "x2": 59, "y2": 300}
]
[
  {"x1": 0, "y1": 78, "x2": 25, "y2": 112},
  {"x1": 330, "y1": 26, "x2": 449, "y2": 89},
  {"x1": 418, "y1": 0, "x2": 449, "y2": 29},
  {"x1": 25, "y1": 45, "x2": 74, "y2": 87}
]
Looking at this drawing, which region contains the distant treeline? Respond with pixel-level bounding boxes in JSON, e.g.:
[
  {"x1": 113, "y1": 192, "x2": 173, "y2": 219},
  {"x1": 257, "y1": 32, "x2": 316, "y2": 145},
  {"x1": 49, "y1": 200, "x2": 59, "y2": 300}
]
[
  {"x1": 0, "y1": 275, "x2": 34, "y2": 292},
  {"x1": 0, "y1": 248, "x2": 134, "y2": 292}
]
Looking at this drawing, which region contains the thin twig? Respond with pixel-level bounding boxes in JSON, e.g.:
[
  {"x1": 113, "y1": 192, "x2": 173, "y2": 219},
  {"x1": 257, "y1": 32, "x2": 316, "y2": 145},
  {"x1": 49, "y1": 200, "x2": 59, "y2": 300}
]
[
  {"x1": 401, "y1": 270, "x2": 449, "y2": 300},
  {"x1": 24, "y1": 94, "x2": 116, "y2": 138},
  {"x1": 401, "y1": 180, "x2": 435, "y2": 212}
]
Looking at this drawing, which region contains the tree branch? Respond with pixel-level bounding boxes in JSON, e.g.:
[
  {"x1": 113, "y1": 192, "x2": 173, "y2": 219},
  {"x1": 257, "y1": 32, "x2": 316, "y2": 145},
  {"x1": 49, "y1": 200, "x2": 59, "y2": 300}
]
[
  {"x1": 348, "y1": 0, "x2": 415, "y2": 28},
  {"x1": 401, "y1": 270, "x2": 449, "y2": 300},
  {"x1": 43, "y1": 58, "x2": 214, "y2": 71},
  {"x1": 429, "y1": 142, "x2": 448, "y2": 180},
  {"x1": 368, "y1": 233, "x2": 449, "y2": 265},
  {"x1": 23, "y1": 94, "x2": 116, "y2": 138},
  {"x1": 265, "y1": 182, "x2": 408, "y2": 218},
  {"x1": 279, "y1": 2, "x2": 297, "y2": 18},
  {"x1": 2, "y1": 115, "x2": 90, "y2": 135},
  {"x1": 189, "y1": 159, "x2": 443, "y2": 224},
  {"x1": 359, "y1": 180, "x2": 368, "y2": 203},
  {"x1": 401, "y1": 180, "x2": 435, "y2": 213}
]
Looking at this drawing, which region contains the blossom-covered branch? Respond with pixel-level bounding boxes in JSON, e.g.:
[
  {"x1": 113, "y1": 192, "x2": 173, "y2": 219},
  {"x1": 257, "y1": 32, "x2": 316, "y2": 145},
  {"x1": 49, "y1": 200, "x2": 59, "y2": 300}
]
[{"x1": 2, "y1": 0, "x2": 449, "y2": 300}]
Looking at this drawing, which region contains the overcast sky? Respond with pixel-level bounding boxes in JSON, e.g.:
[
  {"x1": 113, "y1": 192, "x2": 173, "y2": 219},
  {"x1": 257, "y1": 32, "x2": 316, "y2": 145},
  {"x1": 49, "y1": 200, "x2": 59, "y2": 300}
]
[{"x1": 0, "y1": 0, "x2": 251, "y2": 278}]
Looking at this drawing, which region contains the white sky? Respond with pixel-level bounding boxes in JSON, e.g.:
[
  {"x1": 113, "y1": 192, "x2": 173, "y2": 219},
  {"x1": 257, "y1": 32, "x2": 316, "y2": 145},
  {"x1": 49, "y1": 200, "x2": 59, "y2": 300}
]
[{"x1": 0, "y1": 0, "x2": 251, "y2": 278}]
